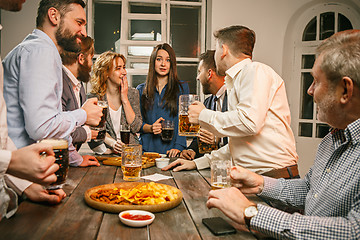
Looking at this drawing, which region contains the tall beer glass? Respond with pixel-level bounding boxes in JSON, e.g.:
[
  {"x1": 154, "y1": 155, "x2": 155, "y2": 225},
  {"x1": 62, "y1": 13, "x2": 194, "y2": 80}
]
[
  {"x1": 91, "y1": 100, "x2": 108, "y2": 141},
  {"x1": 121, "y1": 144, "x2": 142, "y2": 181},
  {"x1": 40, "y1": 138, "x2": 69, "y2": 189},
  {"x1": 178, "y1": 94, "x2": 200, "y2": 136}
]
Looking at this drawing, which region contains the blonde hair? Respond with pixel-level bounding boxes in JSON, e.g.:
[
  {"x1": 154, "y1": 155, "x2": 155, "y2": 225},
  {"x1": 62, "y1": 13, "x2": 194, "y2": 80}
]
[{"x1": 90, "y1": 51, "x2": 126, "y2": 97}]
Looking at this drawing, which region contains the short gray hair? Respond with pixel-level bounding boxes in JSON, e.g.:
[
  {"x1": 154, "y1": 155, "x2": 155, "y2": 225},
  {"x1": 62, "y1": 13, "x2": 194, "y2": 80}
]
[{"x1": 316, "y1": 30, "x2": 360, "y2": 88}]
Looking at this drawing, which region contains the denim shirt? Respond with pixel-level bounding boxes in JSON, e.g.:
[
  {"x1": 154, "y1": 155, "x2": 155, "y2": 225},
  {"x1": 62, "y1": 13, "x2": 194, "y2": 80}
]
[{"x1": 136, "y1": 82, "x2": 189, "y2": 154}]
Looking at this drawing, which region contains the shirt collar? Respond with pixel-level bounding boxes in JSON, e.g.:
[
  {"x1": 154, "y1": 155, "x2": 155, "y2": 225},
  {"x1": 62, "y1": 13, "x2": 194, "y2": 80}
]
[
  {"x1": 331, "y1": 118, "x2": 360, "y2": 148},
  {"x1": 224, "y1": 58, "x2": 252, "y2": 88},
  {"x1": 215, "y1": 84, "x2": 227, "y2": 99},
  {"x1": 62, "y1": 65, "x2": 81, "y2": 88}
]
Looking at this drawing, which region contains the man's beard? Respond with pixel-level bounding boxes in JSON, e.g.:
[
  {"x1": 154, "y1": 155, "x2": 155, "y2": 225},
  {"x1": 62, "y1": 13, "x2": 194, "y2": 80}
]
[
  {"x1": 77, "y1": 59, "x2": 91, "y2": 83},
  {"x1": 56, "y1": 21, "x2": 81, "y2": 53},
  {"x1": 202, "y1": 81, "x2": 211, "y2": 95}
]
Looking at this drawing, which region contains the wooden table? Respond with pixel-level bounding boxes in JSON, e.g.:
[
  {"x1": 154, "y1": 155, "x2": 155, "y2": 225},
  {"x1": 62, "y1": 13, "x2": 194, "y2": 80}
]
[{"x1": 0, "y1": 157, "x2": 264, "y2": 240}]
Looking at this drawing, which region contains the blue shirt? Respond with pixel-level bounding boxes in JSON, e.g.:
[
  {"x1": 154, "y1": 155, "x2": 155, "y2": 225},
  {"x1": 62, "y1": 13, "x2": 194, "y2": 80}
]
[
  {"x1": 3, "y1": 29, "x2": 86, "y2": 166},
  {"x1": 253, "y1": 118, "x2": 360, "y2": 239},
  {"x1": 136, "y1": 82, "x2": 189, "y2": 154}
]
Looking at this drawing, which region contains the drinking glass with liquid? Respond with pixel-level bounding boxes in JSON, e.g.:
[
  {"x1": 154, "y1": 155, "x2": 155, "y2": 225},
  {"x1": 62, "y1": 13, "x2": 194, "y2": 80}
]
[
  {"x1": 178, "y1": 94, "x2": 200, "y2": 136},
  {"x1": 120, "y1": 125, "x2": 130, "y2": 144},
  {"x1": 40, "y1": 138, "x2": 69, "y2": 189},
  {"x1": 91, "y1": 100, "x2": 108, "y2": 141},
  {"x1": 210, "y1": 159, "x2": 231, "y2": 190},
  {"x1": 161, "y1": 120, "x2": 174, "y2": 141},
  {"x1": 121, "y1": 144, "x2": 142, "y2": 181}
]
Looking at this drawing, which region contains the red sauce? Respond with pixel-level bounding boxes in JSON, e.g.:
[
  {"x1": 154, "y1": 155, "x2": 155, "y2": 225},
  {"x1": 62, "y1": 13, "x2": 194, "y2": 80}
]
[{"x1": 122, "y1": 213, "x2": 152, "y2": 221}]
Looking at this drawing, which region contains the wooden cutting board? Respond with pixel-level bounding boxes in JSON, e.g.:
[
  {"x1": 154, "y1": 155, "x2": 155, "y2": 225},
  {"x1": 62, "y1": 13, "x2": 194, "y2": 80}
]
[{"x1": 84, "y1": 182, "x2": 183, "y2": 213}]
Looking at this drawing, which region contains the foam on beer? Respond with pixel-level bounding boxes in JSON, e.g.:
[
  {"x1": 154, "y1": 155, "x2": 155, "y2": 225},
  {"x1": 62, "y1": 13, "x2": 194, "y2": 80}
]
[{"x1": 40, "y1": 139, "x2": 68, "y2": 149}]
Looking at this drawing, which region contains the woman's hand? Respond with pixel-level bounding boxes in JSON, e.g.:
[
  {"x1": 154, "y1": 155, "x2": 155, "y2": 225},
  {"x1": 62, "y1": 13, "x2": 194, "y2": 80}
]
[
  {"x1": 151, "y1": 117, "x2": 164, "y2": 135},
  {"x1": 120, "y1": 76, "x2": 129, "y2": 103}
]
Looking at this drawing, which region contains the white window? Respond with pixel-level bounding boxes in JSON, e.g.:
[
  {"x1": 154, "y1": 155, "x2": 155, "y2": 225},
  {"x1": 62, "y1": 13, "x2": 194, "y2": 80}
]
[{"x1": 86, "y1": 0, "x2": 206, "y2": 94}]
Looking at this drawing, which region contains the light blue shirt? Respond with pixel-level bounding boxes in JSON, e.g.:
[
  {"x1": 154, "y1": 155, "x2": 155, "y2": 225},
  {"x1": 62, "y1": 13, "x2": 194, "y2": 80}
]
[{"x1": 2, "y1": 29, "x2": 86, "y2": 166}]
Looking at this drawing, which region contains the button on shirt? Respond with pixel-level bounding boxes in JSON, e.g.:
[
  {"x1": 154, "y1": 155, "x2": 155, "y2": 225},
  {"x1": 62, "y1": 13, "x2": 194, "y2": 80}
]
[
  {"x1": 195, "y1": 58, "x2": 298, "y2": 174},
  {"x1": 253, "y1": 118, "x2": 360, "y2": 239}
]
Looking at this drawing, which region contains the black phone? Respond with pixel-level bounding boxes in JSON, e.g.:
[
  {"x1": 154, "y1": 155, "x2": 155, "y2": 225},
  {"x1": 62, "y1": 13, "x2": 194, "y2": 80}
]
[{"x1": 202, "y1": 217, "x2": 237, "y2": 236}]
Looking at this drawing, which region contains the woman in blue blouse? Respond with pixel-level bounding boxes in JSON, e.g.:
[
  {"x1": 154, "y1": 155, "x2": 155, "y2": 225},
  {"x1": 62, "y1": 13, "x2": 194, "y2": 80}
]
[{"x1": 137, "y1": 43, "x2": 189, "y2": 156}]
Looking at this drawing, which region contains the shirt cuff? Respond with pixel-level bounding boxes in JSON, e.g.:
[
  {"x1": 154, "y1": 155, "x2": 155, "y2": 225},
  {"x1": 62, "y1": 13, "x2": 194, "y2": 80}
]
[
  {"x1": 73, "y1": 109, "x2": 87, "y2": 127},
  {"x1": 92, "y1": 143, "x2": 108, "y2": 155},
  {"x1": 69, "y1": 144, "x2": 83, "y2": 167},
  {"x1": 0, "y1": 150, "x2": 12, "y2": 176},
  {"x1": 4, "y1": 174, "x2": 32, "y2": 195},
  {"x1": 83, "y1": 125, "x2": 92, "y2": 142},
  {"x1": 257, "y1": 176, "x2": 281, "y2": 199},
  {"x1": 193, "y1": 154, "x2": 211, "y2": 170}
]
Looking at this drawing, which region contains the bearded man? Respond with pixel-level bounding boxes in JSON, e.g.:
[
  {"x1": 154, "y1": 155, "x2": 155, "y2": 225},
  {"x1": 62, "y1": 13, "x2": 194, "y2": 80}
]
[
  {"x1": 3, "y1": 0, "x2": 103, "y2": 167},
  {"x1": 61, "y1": 36, "x2": 100, "y2": 155}
]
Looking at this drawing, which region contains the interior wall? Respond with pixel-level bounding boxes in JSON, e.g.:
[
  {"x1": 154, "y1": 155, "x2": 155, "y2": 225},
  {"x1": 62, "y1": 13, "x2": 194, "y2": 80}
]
[{"x1": 1, "y1": 0, "x2": 39, "y2": 56}]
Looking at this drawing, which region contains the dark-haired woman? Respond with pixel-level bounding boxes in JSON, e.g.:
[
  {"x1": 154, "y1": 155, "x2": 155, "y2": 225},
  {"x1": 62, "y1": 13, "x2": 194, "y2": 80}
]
[{"x1": 136, "y1": 43, "x2": 189, "y2": 157}]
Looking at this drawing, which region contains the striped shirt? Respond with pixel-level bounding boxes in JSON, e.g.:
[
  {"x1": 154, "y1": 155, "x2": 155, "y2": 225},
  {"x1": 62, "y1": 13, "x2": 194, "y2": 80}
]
[{"x1": 252, "y1": 118, "x2": 360, "y2": 239}]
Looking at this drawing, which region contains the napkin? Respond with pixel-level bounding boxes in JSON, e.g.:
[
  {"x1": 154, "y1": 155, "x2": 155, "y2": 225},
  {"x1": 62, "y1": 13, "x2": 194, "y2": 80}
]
[{"x1": 141, "y1": 173, "x2": 173, "y2": 181}]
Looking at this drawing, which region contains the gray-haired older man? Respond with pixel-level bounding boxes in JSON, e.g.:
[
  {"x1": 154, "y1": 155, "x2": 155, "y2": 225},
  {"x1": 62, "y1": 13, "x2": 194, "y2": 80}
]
[{"x1": 207, "y1": 29, "x2": 360, "y2": 239}]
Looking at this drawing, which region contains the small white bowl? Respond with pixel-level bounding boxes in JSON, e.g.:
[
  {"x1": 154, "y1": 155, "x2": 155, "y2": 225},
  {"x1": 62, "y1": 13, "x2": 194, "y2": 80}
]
[
  {"x1": 159, "y1": 154, "x2": 167, "y2": 158},
  {"x1": 119, "y1": 210, "x2": 155, "y2": 227},
  {"x1": 155, "y1": 158, "x2": 170, "y2": 168}
]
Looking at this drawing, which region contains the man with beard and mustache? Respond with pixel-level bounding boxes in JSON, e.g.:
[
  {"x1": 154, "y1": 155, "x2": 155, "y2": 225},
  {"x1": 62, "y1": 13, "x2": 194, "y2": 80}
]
[
  {"x1": 0, "y1": 0, "x2": 66, "y2": 221},
  {"x1": 3, "y1": 0, "x2": 103, "y2": 167},
  {"x1": 61, "y1": 37, "x2": 100, "y2": 159},
  {"x1": 177, "y1": 50, "x2": 227, "y2": 162}
]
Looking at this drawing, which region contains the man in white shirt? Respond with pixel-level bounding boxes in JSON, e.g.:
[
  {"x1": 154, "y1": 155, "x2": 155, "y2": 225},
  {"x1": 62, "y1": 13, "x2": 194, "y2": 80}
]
[
  {"x1": 61, "y1": 36, "x2": 99, "y2": 167},
  {"x1": 167, "y1": 25, "x2": 299, "y2": 178}
]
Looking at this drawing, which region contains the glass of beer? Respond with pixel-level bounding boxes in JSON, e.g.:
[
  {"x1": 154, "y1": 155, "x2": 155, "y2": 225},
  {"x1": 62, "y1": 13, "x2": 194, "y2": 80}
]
[
  {"x1": 210, "y1": 159, "x2": 231, "y2": 190},
  {"x1": 178, "y1": 94, "x2": 200, "y2": 136},
  {"x1": 121, "y1": 144, "x2": 142, "y2": 181},
  {"x1": 40, "y1": 138, "x2": 69, "y2": 189},
  {"x1": 120, "y1": 125, "x2": 130, "y2": 144},
  {"x1": 161, "y1": 120, "x2": 174, "y2": 141},
  {"x1": 198, "y1": 136, "x2": 218, "y2": 154},
  {"x1": 91, "y1": 100, "x2": 108, "y2": 141}
]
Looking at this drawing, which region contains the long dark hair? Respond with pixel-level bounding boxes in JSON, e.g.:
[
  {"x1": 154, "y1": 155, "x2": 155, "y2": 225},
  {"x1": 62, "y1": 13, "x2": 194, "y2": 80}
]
[{"x1": 141, "y1": 43, "x2": 182, "y2": 117}]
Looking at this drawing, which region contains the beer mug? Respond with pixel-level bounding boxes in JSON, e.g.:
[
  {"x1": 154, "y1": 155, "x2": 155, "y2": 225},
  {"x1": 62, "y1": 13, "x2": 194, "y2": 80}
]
[
  {"x1": 40, "y1": 138, "x2": 69, "y2": 189},
  {"x1": 121, "y1": 144, "x2": 142, "y2": 181},
  {"x1": 161, "y1": 120, "x2": 174, "y2": 141},
  {"x1": 178, "y1": 94, "x2": 200, "y2": 136},
  {"x1": 210, "y1": 159, "x2": 231, "y2": 190},
  {"x1": 91, "y1": 100, "x2": 108, "y2": 141},
  {"x1": 197, "y1": 136, "x2": 218, "y2": 154}
]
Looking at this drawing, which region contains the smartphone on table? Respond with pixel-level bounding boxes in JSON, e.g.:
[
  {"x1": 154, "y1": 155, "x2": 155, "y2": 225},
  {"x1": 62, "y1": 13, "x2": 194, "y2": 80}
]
[{"x1": 202, "y1": 217, "x2": 237, "y2": 236}]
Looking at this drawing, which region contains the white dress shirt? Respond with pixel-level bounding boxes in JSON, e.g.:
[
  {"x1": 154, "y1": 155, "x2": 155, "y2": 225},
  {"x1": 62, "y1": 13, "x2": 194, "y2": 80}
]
[{"x1": 194, "y1": 58, "x2": 298, "y2": 174}]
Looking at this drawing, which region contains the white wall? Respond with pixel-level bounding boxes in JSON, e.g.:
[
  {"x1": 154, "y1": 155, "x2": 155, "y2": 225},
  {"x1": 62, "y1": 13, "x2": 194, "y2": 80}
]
[{"x1": 1, "y1": 0, "x2": 38, "y2": 56}]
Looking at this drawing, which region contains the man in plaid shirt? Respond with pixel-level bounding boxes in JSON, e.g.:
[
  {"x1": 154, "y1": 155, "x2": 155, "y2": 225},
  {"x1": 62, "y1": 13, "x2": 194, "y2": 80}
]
[{"x1": 206, "y1": 29, "x2": 360, "y2": 239}]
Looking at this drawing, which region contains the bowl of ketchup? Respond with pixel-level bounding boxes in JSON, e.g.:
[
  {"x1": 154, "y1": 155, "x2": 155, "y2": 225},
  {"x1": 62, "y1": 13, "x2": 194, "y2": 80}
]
[{"x1": 119, "y1": 210, "x2": 155, "y2": 227}]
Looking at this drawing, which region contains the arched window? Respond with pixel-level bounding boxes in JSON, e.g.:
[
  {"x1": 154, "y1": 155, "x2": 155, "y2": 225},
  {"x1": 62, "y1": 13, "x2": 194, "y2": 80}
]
[{"x1": 298, "y1": 11, "x2": 353, "y2": 139}]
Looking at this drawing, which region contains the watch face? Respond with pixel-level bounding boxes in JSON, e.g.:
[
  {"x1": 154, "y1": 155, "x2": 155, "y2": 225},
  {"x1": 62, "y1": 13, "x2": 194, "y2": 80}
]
[{"x1": 244, "y1": 206, "x2": 258, "y2": 218}]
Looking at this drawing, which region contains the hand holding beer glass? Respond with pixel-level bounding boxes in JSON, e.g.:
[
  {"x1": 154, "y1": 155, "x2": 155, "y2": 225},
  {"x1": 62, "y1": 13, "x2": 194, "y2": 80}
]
[
  {"x1": 121, "y1": 144, "x2": 142, "y2": 181},
  {"x1": 198, "y1": 128, "x2": 218, "y2": 154},
  {"x1": 90, "y1": 100, "x2": 108, "y2": 141},
  {"x1": 39, "y1": 138, "x2": 69, "y2": 189},
  {"x1": 178, "y1": 94, "x2": 200, "y2": 136},
  {"x1": 210, "y1": 159, "x2": 231, "y2": 190}
]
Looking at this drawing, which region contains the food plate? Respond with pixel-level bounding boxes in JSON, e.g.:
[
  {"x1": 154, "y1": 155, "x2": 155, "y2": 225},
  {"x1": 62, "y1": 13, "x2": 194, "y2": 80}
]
[{"x1": 84, "y1": 182, "x2": 183, "y2": 213}]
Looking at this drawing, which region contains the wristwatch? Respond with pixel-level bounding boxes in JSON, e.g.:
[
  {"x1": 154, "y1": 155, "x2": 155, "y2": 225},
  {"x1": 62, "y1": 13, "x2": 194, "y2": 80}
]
[{"x1": 244, "y1": 204, "x2": 258, "y2": 229}]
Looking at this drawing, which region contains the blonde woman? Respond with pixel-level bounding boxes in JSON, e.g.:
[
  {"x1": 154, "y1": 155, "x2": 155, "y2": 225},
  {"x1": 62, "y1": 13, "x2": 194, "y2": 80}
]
[{"x1": 88, "y1": 51, "x2": 142, "y2": 154}]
